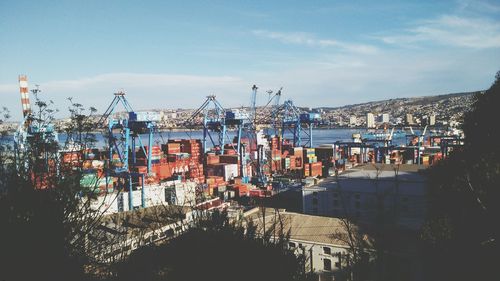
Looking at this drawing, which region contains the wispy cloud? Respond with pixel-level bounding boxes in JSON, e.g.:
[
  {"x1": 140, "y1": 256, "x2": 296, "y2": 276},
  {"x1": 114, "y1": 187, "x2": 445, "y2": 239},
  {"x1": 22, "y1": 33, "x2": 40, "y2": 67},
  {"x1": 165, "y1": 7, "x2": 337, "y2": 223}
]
[
  {"x1": 457, "y1": 0, "x2": 500, "y2": 14},
  {"x1": 252, "y1": 30, "x2": 378, "y2": 54},
  {"x1": 378, "y1": 15, "x2": 500, "y2": 49},
  {"x1": 0, "y1": 73, "x2": 249, "y2": 120},
  {"x1": 42, "y1": 73, "x2": 244, "y2": 91}
]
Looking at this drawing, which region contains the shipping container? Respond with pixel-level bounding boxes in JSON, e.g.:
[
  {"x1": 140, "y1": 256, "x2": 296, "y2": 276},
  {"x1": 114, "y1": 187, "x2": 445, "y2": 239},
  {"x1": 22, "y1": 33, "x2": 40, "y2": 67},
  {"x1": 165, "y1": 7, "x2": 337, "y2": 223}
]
[
  {"x1": 206, "y1": 154, "x2": 220, "y2": 164},
  {"x1": 219, "y1": 155, "x2": 239, "y2": 164}
]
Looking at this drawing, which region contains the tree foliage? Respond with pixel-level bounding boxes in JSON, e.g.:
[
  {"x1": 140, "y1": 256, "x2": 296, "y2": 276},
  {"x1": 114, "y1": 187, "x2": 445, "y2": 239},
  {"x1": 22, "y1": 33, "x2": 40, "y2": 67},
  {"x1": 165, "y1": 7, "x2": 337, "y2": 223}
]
[
  {"x1": 114, "y1": 209, "x2": 310, "y2": 281},
  {"x1": 0, "y1": 97, "x2": 102, "y2": 280},
  {"x1": 422, "y1": 71, "x2": 500, "y2": 280}
]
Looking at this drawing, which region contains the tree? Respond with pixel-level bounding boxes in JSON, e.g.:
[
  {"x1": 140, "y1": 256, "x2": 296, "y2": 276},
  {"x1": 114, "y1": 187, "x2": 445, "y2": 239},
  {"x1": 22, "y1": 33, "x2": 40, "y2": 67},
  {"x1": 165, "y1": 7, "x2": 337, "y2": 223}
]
[
  {"x1": 114, "y1": 209, "x2": 310, "y2": 281},
  {"x1": 422, "y1": 71, "x2": 500, "y2": 281},
  {"x1": 331, "y1": 163, "x2": 420, "y2": 281},
  {"x1": 0, "y1": 96, "x2": 109, "y2": 280}
]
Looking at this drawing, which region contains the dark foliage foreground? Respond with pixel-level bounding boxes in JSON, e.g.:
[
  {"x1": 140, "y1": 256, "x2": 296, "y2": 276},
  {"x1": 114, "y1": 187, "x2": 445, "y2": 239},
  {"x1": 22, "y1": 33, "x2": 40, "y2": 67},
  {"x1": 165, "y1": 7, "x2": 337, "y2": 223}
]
[
  {"x1": 422, "y1": 72, "x2": 500, "y2": 281},
  {"x1": 114, "y1": 213, "x2": 309, "y2": 281}
]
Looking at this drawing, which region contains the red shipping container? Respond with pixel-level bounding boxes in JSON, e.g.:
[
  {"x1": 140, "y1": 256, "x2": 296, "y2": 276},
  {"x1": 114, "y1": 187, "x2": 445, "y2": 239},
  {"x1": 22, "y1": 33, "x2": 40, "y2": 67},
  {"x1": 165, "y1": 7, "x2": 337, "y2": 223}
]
[
  {"x1": 206, "y1": 154, "x2": 220, "y2": 165},
  {"x1": 304, "y1": 165, "x2": 310, "y2": 177},
  {"x1": 219, "y1": 155, "x2": 238, "y2": 164}
]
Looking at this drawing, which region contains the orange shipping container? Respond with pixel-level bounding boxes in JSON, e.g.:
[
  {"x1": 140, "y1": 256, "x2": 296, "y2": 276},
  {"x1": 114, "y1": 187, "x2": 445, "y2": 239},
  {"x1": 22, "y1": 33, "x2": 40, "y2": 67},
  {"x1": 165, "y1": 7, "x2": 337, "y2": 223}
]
[
  {"x1": 206, "y1": 154, "x2": 220, "y2": 165},
  {"x1": 219, "y1": 155, "x2": 239, "y2": 164}
]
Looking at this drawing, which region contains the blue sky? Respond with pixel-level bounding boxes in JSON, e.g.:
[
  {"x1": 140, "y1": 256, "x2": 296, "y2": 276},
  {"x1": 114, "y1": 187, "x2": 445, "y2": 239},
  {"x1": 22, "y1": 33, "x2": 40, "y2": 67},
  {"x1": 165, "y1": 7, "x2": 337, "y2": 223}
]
[{"x1": 1, "y1": 0, "x2": 499, "y2": 120}]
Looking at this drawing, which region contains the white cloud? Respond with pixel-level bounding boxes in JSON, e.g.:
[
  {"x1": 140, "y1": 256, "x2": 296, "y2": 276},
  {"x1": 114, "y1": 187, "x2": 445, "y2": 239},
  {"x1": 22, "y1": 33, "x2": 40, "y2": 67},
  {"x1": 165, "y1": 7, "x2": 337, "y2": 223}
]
[
  {"x1": 0, "y1": 73, "x2": 249, "y2": 120},
  {"x1": 378, "y1": 15, "x2": 500, "y2": 49},
  {"x1": 457, "y1": 0, "x2": 500, "y2": 14},
  {"x1": 252, "y1": 30, "x2": 378, "y2": 54}
]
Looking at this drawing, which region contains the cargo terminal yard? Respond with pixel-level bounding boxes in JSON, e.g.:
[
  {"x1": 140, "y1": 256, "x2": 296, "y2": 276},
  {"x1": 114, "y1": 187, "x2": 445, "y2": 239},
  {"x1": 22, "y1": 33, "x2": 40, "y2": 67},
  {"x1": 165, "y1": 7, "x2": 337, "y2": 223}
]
[
  {"x1": 4, "y1": 71, "x2": 480, "y2": 281},
  {"x1": 12, "y1": 75, "x2": 465, "y2": 216}
]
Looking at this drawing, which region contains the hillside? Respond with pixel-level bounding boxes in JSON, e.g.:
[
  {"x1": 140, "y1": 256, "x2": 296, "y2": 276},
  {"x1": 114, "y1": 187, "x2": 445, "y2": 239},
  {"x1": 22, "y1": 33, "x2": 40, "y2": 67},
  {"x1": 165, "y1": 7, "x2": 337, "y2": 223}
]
[{"x1": 317, "y1": 91, "x2": 479, "y2": 126}]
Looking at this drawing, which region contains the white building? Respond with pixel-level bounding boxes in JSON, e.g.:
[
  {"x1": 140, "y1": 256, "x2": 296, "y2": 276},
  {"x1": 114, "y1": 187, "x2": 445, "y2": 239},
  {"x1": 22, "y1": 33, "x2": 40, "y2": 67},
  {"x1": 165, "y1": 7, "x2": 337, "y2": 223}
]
[
  {"x1": 302, "y1": 164, "x2": 427, "y2": 230},
  {"x1": 245, "y1": 207, "x2": 421, "y2": 281},
  {"x1": 366, "y1": 113, "x2": 375, "y2": 128},
  {"x1": 245, "y1": 208, "x2": 355, "y2": 280},
  {"x1": 406, "y1": 114, "x2": 414, "y2": 125},
  {"x1": 429, "y1": 115, "x2": 436, "y2": 126},
  {"x1": 349, "y1": 116, "x2": 357, "y2": 127},
  {"x1": 380, "y1": 113, "x2": 389, "y2": 123}
]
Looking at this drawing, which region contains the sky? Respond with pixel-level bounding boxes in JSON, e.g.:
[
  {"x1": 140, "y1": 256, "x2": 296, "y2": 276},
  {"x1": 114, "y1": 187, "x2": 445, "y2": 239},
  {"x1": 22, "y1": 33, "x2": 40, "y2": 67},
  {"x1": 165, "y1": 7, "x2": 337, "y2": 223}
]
[{"x1": 1, "y1": 0, "x2": 499, "y2": 121}]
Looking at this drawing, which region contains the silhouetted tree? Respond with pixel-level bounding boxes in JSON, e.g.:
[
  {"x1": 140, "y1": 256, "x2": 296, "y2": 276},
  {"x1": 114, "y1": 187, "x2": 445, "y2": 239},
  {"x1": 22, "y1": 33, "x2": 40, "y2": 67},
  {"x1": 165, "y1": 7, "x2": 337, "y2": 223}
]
[
  {"x1": 114, "y1": 209, "x2": 310, "y2": 281},
  {"x1": 0, "y1": 97, "x2": 105, "y2": 281},
  {"x1": 422, "y1": 71, "x2": 500, "y2": 281}
]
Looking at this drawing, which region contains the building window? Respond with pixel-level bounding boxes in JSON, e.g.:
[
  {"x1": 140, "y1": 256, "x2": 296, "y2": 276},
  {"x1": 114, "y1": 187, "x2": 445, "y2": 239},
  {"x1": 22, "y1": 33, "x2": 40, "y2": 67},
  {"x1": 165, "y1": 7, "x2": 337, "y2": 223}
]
[
  {"x1": 313, "y1": 192, "x2": 318, "y2": 196},
  {"x1": 401, "y1": 197, "x2": 409, "y2": 212},
  {"x1": 312, "y1": 198, "x2": 318, "y2": 205},
  {"x1": 335, "y1": 253, "x2": 342, "y2": 269},
  {"x1": 323, "y1": 247, "x2": 331, "y2": 255},
  {"x1": 323, "y1": 258, "x2": 332, "y2": 271},
  {"x1": 289, "y1": 242, "x2": 296, "y2": 248}
]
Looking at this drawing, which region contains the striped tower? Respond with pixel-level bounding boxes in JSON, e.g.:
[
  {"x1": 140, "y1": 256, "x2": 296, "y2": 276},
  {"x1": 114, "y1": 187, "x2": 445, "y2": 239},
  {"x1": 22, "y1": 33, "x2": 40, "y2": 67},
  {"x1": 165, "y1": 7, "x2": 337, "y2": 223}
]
[{"x1": 18, "y1": 75, "x2": 31, "y2": 118}]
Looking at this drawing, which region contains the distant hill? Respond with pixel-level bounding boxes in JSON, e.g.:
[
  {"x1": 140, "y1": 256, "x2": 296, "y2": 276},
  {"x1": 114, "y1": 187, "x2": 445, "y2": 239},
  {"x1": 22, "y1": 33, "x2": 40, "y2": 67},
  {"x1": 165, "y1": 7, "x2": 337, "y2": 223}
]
[
  {"x1": 318, "y1": 91, "x2": 478, "y2": 111},
  {"x1": 314, "y1": 91, "x2": 480, "y2": 125}
]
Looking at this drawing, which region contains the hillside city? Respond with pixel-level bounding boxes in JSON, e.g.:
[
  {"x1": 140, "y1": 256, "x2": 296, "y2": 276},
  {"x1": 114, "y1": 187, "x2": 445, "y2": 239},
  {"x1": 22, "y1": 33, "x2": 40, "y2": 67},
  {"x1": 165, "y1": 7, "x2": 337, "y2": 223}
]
[
  {"x1": 31, "y1": 91, "x2": 476, "y2": 132},
  {"x1": 0, "y1": 91, "x2": 476, "y2": 133},
  {"x1": 2, "y1": 1, "x2": 498, "y2": 280},
  {"x1": 125, "y1": 91, "x2": 475, "y2": 129}
]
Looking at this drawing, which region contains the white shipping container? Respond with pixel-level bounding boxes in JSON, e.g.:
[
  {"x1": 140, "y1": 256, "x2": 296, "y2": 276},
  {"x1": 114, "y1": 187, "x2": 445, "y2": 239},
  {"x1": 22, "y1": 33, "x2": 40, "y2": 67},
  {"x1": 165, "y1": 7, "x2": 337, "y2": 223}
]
[
  {"x1": 91, "y1": 160, "x2": 105, "y2": 169},
  {"x1": 223, "y1": 164, "x2": 239, "y2": 181}
]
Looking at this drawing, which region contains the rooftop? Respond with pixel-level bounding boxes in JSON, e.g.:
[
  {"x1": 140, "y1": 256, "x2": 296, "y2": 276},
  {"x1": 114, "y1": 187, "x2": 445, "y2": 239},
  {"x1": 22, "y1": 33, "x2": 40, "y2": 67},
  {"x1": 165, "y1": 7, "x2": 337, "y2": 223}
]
[{"x1": 244, "y1": 208, "x2": 364, "y2": 247}]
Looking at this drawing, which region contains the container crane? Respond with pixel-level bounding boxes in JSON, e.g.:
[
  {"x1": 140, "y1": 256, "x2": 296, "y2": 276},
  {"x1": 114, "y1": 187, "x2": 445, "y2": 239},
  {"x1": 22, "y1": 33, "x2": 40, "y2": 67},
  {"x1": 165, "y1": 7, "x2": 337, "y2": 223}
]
[
  {"x1": 405, "y1": 125, "x2": 428, "y2": 164},
  {"x1": 98, "y1": 91, "x2": 158, "y2": 210},
  {"x1": 276, "y1": 100, "x2": 302, "y2": 147},
  {"x1": 185, "y1": 95, "x2": 227, "y2": 154},
  {"x1": 225, "y1": 108, "x2": 250, "y2": 182},
  {"x1": 299, "y1": 111, "x2": 321, "y2": 148},
  {"x1": 417, "y1": 125, "x2": 428, "y2": 165},
  {"x1": 246, "y1": 85, "x2": 285, "y2": 189},
  {"x1": 270, "y1": 98, "x2": 321, "y2": 148},
  {"x1": 226, "y1": 85, "x2": 262, "y2": 185}
]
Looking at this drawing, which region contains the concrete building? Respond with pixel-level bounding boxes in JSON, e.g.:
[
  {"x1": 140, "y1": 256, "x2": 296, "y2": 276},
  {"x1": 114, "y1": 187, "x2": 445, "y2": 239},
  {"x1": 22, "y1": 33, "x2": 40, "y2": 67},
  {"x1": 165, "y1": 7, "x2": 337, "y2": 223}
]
[
  {"x1": 366, "y1": 113, "x2": 375, "y2": 128},
  {"x1": 429, "y1": 115, "x2": 436, "y2": 126},
  {"x1": 302, "y1": 164, "x2": 427, "y2": 230},
  {"x1": 349, "y1": 116, "x2": 357, "y2": 127},
  {"x1": 245, "y1": 207, "x2": 422, "y2": 281},
  {"x1": 380, "y1": 113, "x2": 389, "y2": 124},
  {"x1": 245, "y1": 208, "x2": 355, "y2": 280},
  {"x1": 405, "y1": 114, "x2": 414, "y2": 125},
  {"x1": 422, "y1": 115, "x2": 436, "y2": 126}
]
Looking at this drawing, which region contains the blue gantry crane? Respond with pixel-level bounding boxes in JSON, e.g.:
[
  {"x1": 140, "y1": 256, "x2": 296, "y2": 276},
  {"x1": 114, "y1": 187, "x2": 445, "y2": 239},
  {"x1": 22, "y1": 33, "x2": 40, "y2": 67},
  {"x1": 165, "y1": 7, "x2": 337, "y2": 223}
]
[
  {"x1": 185, "y1": 95, "x2": 227, "y2": 154},
  {"x1": 98, "y1": 91, "x2": 159, "y2": 210},
  {"x1": 277, "y1": 99, "x2": 302, "y2": 147},
  {"x1": 271, "y1": 98, "x2": 320, "y2": 148},
  {"x1": 299, "y1": 111, "x2": 321, "y2": 148}
]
